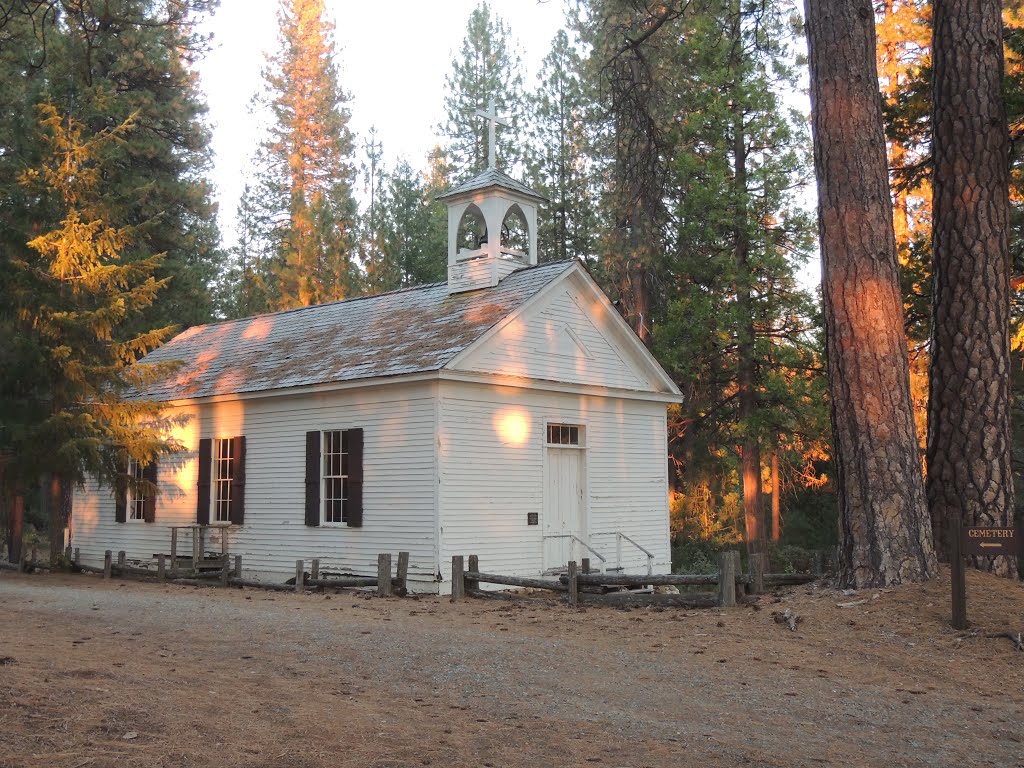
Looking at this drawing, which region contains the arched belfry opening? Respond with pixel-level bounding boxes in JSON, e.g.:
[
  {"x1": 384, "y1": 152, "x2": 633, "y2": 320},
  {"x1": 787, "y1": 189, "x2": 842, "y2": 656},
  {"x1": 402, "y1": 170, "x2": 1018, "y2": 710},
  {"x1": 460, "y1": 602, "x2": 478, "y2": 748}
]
[
  {"x1": 456, "y1": 204, "x2": 487, "y2": 253},
  {"x1": 437, "y1": 97, "x2": 546, "y2": 294},
  {"x1": 501, "y1": 204, "x2": 529, "y2": 256}
]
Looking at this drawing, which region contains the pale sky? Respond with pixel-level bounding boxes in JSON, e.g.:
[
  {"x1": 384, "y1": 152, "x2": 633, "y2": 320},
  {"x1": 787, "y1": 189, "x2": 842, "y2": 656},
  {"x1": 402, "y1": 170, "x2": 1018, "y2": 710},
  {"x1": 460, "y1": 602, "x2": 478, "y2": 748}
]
[{"x1": 198, "y1": 0, "x2": 571, "y2": 250}]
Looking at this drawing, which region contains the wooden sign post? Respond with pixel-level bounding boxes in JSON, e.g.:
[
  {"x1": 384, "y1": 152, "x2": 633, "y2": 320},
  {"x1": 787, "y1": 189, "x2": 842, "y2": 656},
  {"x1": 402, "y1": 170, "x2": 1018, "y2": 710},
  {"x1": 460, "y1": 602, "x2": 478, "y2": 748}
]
[{"x1": 951, "y1": 522, "x2": 1022, "y2": 630}]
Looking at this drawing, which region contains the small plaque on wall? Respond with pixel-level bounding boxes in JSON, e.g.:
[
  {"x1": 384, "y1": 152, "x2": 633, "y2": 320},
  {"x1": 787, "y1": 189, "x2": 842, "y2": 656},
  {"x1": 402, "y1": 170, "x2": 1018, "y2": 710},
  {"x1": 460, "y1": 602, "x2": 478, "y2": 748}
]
[{"x1": 527, "y1": 512, "x2": 539, "y2": 526}]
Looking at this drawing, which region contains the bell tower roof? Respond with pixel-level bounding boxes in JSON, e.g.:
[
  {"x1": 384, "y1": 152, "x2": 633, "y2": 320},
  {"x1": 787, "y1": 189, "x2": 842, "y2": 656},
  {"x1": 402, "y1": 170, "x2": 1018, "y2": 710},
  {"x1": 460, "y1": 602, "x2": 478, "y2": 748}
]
[{"x1": 440, "y1": 96, "x2": 544, "y2": 294}]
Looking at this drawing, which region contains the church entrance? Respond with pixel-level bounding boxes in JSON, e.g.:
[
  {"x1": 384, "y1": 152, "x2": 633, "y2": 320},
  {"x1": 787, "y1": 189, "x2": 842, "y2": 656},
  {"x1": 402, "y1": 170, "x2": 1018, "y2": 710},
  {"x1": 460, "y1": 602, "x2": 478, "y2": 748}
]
[{"x1": 542, "y1": 424, "x2": 587, "y2": 572}]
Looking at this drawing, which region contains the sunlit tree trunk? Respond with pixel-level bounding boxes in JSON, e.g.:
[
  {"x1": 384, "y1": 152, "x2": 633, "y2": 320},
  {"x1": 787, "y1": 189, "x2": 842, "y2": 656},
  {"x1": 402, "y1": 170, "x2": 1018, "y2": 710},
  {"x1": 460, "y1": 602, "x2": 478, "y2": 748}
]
[
  {"x1": 771, "y1": 449, "x2": 782, "y2": 543},
  {"x1": 734, "y1": 108, "x2": 766, "y2": 572},
  {"x1": 928, "y1": 0, "x2": 1017, "y2": 577},
  {"x1": 805, "y1": 0, "x2": 937, "y2": 587}
]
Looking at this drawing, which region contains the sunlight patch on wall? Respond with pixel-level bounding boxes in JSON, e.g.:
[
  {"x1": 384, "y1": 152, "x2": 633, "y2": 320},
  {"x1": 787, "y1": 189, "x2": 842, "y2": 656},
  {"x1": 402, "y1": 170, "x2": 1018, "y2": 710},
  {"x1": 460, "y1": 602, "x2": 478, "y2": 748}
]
[{"x1": 494, "y1": 408, "x2": 530, "y2": 447}]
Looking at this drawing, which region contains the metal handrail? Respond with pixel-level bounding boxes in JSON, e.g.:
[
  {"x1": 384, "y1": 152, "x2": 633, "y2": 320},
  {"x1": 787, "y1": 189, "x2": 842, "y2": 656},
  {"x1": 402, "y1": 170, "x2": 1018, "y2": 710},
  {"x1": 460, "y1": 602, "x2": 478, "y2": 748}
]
[
  {"x1": 593, "y1": 532, "x2": 655, "y2": 575},
  {"x1": 543, "y1": 534, "x2": 607, "y2": 573}
]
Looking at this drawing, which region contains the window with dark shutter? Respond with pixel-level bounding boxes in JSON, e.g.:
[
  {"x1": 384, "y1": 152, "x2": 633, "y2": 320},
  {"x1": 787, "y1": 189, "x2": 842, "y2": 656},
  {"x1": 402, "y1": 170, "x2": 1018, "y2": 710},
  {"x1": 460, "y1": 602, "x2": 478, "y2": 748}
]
[
  {"x1": 196, "y1": 438, "x2": 212, "y2": 525},
  {"x1": 229, "y1": 436, "x2": 246, "y2": 525},
  {"x1": 346, "y1": 428, "x2": 363, "y2": 528},
  {"x1": 304, "y1": 430, "x2": 320, "y2": 526},
  {"x1": 142, "y1": 461, "x2": 158, "y2": 523},
  {"x1": 115, "y1": 458, "x2": 128, "y2": 524}
]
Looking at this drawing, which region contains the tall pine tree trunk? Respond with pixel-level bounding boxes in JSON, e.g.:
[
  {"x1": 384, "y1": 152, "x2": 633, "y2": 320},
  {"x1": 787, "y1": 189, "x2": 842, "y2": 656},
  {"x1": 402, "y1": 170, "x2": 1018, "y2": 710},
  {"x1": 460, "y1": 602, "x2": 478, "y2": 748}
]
[
  {"x1": 734, "y1": 110, "x2": 766, "y2": 571},
  {"x1": 928, "y1": 0, "x2": 1017, "y2": 577},
  {"x1": 771, "y1": 448, "x2": 782, "y2": 543},
  {"x1": 804, "y1": 0, "x2": 936, "y2": 587}
]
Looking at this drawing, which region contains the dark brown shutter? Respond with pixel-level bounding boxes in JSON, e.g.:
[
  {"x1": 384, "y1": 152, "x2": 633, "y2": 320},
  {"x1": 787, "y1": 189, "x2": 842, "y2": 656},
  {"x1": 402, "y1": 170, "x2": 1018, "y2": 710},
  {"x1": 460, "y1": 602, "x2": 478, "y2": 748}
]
[
  {"x1": 142, "y1": 461, "x2": 158, "y2": 523},
  {"x1": 229, "y1": 436, "x2": 246, "y2": 525},
  {"x1": 305, "y1": 430, "x2": 320, "y2": 526},
  {"x1": 114, "y1": 457, "x2": 128, "y2": 524},
  {"x1": 196, "y1": 438, "x2": 211, "y2": 525},
  {"x1": 346, "y1": 428, "x2": 363, "y2": 528}
]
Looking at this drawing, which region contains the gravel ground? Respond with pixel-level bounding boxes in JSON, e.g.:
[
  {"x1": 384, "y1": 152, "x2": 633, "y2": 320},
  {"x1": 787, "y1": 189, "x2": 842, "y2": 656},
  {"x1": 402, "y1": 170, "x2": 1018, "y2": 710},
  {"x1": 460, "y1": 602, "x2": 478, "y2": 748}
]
[{"x1": 1, "y1": 569, "x2": 1022, "y2": 767}]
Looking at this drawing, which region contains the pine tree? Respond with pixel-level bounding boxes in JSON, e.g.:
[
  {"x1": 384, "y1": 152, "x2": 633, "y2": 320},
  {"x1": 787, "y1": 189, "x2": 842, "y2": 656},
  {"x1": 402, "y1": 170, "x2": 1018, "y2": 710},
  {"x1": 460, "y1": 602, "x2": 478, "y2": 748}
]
[
  {"x1": 440, "y1": 2, "x2": 526, "y2": 180},
  {"x1": 6, "y1": 106, "x2": 180, "y2": 562},
  {"x1": 254, "y1": 0, "x2": 358, "y2": 308},
  {"x1": 376, "y1": 159, "x2": 447, "y2": 290},
  {"x1": 805, "y1": 0, "x2": 936, "y2": 587},
  {"x1": 527, "y1": 29, "x2": 597, "y2": 263}
]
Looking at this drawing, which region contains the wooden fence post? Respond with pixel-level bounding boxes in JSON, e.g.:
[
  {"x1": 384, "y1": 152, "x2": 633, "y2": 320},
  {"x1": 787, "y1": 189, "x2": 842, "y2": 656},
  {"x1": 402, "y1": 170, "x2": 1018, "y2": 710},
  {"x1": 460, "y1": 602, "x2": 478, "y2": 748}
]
[
  {"x1": 220, "y1": 555, "x2": 230, "y2": 585},
  {"x1": 73, "y1": 548, "x2": 80, "y2": 566},
  {"x1": 311, "y1": 558, "x2": 320, "y2": 581},
  {"x1": 117, "y1": 551, "x2": 126, "y2": 569},
  {"x1": 396, "y1": 551, "x2": 410, "y2": 594},
  {"x1": 451, "y1": 555, "x2": 465, "y2": 599},
  {"x1": 157, "y1": 554, "x2": 166, "y2": 581},
  {"x1": 170, "y1": 528, "x2": 178, "y2": 578},
  {"x1": 233, "y1": 555, "x2": 242, "y2": 580},
  {"x1": 295, "y1": 560, "x2": 304, "y2": 593},
  {"x1": 567, "y1": 560, "x2": 579, "y2": 606},
  {"x1": 812, "y1": 551, "x2": 823, "y2": 578},
  {"x1": 581, "y1": 557, "x2": 591, "y2": 575},
  {"x1": 192, "y1": 529, "x2": 201, "y2": 576},
  {"x1": 718, "y1": 551, "x2": 736, "y2": 607},
  {"x1": 377, "y1": 553, "x2": 393, "y2": 597},
  {"x1": 64, "y1": 545, "x2": 72, "y2": 563},
  {"x1": 748, "y1": 552, "x2": 766, "y2": 595},
  {"x1": 103, "y1": 550, "x2": 112, "y2": 580},
  {"x1": 466, "y1": 555, "x2": 479, "y2": 592}
]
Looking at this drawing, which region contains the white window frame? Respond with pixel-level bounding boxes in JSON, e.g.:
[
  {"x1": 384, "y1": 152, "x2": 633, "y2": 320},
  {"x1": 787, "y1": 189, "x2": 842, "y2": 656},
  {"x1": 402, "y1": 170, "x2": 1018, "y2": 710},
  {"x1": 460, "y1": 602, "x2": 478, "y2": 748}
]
[
  {"x1": 127, "y1": 458, "x2": 146, "y2": 522},
  {"x1": 211, "y1": 437, "x2": 234, "y2": 524},
  {"x1": 321, "y1": 429, "x2": 349, "y2": 526},
  {"x1": 545, "y1": 422, "x2": 585, "y2": 449}
]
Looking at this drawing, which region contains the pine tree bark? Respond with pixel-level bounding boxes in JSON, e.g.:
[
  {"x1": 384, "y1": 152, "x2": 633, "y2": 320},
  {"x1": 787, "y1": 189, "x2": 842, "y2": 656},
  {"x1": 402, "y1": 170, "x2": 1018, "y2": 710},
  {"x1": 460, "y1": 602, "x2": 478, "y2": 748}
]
[
  {"x1": 804, "y1": 0, "x2": 937, "y2": 587},
  {"x1": 928, "y1": 0, "x2": 1017, "y2": 577},
  {"x1": 734, "y1": 109, "x2": 766, "y2": 571},
  {"x1": 771, "y1": 449, "x2": 781, "y2": 543}
]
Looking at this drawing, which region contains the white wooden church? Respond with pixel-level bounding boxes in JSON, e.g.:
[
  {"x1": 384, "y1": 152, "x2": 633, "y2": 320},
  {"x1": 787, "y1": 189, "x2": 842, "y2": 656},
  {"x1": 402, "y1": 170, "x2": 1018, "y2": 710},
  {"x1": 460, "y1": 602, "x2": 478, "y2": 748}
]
[{"x1": 71, "y1": 107, "x2": 681, "y2": 592}]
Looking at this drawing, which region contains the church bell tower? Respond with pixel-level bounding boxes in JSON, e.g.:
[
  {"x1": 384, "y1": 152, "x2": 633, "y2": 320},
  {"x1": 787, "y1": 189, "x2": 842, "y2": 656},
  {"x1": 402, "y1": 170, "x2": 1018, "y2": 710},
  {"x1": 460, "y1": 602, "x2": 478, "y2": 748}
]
[{"x1": 437, "y1": 98, "x2": 545, "y2": 294}]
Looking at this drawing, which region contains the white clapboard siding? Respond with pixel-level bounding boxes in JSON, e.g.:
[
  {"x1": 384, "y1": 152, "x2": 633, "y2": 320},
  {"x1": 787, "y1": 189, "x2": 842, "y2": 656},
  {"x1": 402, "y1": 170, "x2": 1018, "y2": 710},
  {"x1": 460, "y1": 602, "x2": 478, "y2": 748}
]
[
  {"x1": 452, "y1": 276, "x2": 653, "y2": 392},
  {"x1": 437, "y1": 380, "x2": 671, "y2": 585},
  {"x1": 72, "y1": 382, "x2": 440, "y2": 586}
]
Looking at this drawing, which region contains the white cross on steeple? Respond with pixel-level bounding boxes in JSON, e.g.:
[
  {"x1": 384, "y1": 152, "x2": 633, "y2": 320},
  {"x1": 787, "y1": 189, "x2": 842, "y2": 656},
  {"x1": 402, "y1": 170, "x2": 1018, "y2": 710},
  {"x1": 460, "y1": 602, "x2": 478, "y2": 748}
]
[{"x1": 475, "y1": 97, "x2": 510, "y2": 170}]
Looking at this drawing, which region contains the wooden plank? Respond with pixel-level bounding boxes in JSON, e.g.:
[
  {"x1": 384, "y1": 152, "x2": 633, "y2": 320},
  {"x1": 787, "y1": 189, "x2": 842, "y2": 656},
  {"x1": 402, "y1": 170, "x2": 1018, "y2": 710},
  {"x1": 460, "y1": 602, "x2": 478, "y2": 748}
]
[
  {"x1": 451, "y1": 556, "x2": 465, "y2": 599},
  {"x1": 466, "y1": 555, "x2": 479, "y2": 592},
  {"x1": 567, "y1": 573, "x2": 719, "y2": 587},
  {"x1": 295, "y1": 560, "x2": 305, "y2": 593},
  {"x1": 192, "y1": 529, "x2": 200, "y2": 576},
  {"x1": 310, "y1": 558, "x2": 320, "y2": 581},
  {"x1": 764, "y1": 573, "x2": 816, "y2": 586},
  {"x1": 306, "y1": 577, "x2": 379, "y2": 588},
  {"x1": 377, "y1": 553, "x2": 393, "y2": 597},
  {"x1": 467, "y1": 572, "x2": 567, "y2": 591},
  {"x1": 718, "y1": 551, "x2": 736, "y2": 607},
  {"x1": 578, "y1": 592, "x2": 718, "y2": 609},
  {"x1": 103, "y1": 550, "x2": 112, "y2": 580},
  {"x1": 567, "y1": 560, "x2": 579, "y2": 606},
  {"x1": 227, "y1": 577, "x2": 294, "y2": 592},
  {"x1": 395, "y1": 551, "x2": 410, "y2": 594}
]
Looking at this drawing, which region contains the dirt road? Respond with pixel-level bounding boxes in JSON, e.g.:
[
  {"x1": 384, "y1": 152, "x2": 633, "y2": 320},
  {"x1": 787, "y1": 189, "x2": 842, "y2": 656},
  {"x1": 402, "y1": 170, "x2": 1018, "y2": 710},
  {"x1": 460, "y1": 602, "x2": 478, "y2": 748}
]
[{"x1": 1, "y1": 569, "x2": 1021, "y2": 767}]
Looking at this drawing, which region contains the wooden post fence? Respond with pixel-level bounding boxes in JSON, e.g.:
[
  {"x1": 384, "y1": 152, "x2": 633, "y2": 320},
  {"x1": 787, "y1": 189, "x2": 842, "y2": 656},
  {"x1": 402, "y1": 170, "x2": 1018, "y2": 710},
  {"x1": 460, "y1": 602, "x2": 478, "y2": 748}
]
[
  {"x1": 295, "y1": 560, "x2": 305, "y2": 593},
  {"x1": 718, "y1": 550, "x2": 737, "y2": 607},
  {"x1": 103, "y1": 550, "x2": 112, "y2": 580},
  {"x1": 157, "y1": 554, "x2": 166, "y2": 581},
  {"x1": 377, "y1": 553, "x2": 393, "y2": 597},
  {"x1": 396, "y1": 551, "x2": 410, "y2": 594},
  {"x1": 466, "y1": 555, "x2": 479, "y2": 592},
  {"x1": 451, "y1": 555, "x2": 465, "y2": 599},
  {"x1": 567, "y1": 560, "x2": 579, "y2": 606}
]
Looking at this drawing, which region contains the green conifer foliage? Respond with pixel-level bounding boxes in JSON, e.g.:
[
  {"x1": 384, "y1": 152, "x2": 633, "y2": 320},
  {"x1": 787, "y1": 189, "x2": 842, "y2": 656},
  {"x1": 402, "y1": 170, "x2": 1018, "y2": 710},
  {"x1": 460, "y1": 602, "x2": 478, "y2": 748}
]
[
  {"x1": 440, "y1": 2, "x2": 526, "y2": 180},
  {"x1": 253, "y1": 0, "x2": 358, "y2": 309}
]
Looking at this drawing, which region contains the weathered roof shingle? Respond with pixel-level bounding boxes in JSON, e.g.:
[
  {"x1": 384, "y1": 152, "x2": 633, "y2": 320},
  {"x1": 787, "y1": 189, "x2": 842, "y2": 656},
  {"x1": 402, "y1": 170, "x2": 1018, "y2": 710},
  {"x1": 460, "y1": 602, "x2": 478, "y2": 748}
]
[{"x1": 138, "y1": 260, "x2": 575, "y2": 402}]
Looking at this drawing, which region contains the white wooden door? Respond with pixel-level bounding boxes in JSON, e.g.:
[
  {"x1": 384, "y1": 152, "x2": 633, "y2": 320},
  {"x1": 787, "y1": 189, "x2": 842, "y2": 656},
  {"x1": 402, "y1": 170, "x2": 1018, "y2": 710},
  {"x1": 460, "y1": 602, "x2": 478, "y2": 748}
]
[{"x1": 543, "y1": 447, "x2": 585, "y2": 571}]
